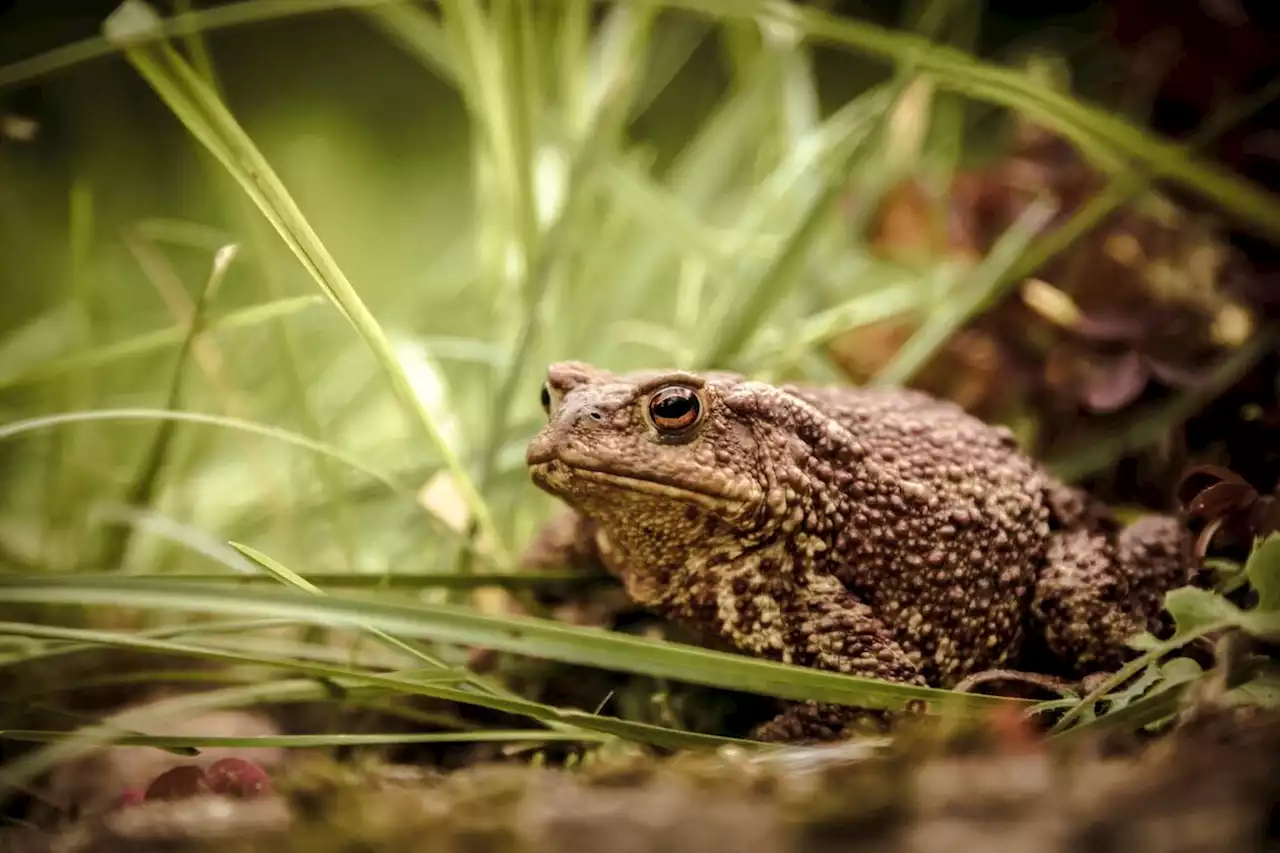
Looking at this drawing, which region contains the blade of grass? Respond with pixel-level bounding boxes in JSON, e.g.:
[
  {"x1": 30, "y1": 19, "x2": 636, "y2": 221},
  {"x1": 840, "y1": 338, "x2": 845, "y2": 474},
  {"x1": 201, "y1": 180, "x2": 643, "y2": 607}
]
[
  {"x1": 0, "y1": 407, "x2": 495, "y2": 562},
  {"x1": 0, "y1": 409, "x2": 406, "y2": 499},
  {"x1": 1045, "y1": 625, "x2": 1226, "y2": 735},
  {"x1": 0, "y1": 575, "x2": 1023, "y2": 713},
  {"x1": 103, "y1": 1, "x2": 508, "y2": 567},
  {"x1": 747, "y1": 279, "x2": 926, "y2": 368},
  {"x1": 579, "y1": 62, "x2": 784, "y2": 346},
  {"x1": 97, "y1": 242, "x2": 238, "y2": 571},
  {"x1": 0, "y1": 0, "x2": 408, "y2": 89},
  {"x1": 437, "y1": 0, "x2": 537, "y2": 290},
  {"x1": 232, "y1": 543, "x2": 454, "y2": 674},
  {"x1": 919, "y1": 0, "x2": 978, "y2": 185},
  {"x1": 0, "y1": 619, "x2": 307, "y2": 670},
  {"x1": 360, "y1": 2, "x2": 458, "y2": 85},
  {"x1": 0, "y1": 622, "x2": 468, "y2": 686},
  {"x1": 1048, "y1": 675, "x2": 1193, "y2": 740},
  {"x1": 133, "y1": 218, "x2": 235, "y2": 250},
  {"x1": 871, "y1": 197, "x2": 1058, "y2": 387},
  {"x1": 175, "y1": 3, "x2": 365, "y2": 601},
  {"x1": 668, "y1": 55, "x2": 785, "y2": 210},
  {"x1": 843, "y1": 0, "x2": 957, "y2": 247},
  {"x1": 628, "y1": 12, "x2": 713, "y2": 120},
  {"x1": 40, "y1": 179, "x2": 97, "y2": 573},
  {"x1": 0, "y1": 295, "x2": 324, "y2": 392},
  {"x1": 15, "y1": 570, "x2": 604, "y2": 590},
  {"x1": 600, "y1": 157, "x2": 771, "y2": 285},
  {"x1": 0, "y1": 729, "x2": 605, "y2": 749}
]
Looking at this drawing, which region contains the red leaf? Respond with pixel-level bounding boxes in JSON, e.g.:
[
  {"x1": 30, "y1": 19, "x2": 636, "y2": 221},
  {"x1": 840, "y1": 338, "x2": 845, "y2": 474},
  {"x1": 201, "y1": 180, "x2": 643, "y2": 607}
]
[
  {"x1": 1177, "y1": 464, "x2": 1248, "y2": 507},
  {"x1": 1187, "y1": 481, "x2": 1258, "y2": 521}
]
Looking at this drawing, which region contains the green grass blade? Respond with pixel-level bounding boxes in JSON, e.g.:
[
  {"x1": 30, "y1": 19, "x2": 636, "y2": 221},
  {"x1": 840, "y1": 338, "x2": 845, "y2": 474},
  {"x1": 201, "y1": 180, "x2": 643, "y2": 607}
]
[
  {"x1": 872, "y1": 197, "x2": 1058, "y2": 387},
  {"x1": 0, "y1": 296, "x2": 324, "y2": 392},
  {"x1": 0, "y1": 575, "x2": 1021, "y2": 713},
  {"x1": 11, "y1": 571, "x2": 605, "y2": 591},
  {"x1": 0, "y1": 0, "x2": 407, "y2": 89},
  {"x1": 744, "y1": 279, "x2": 928, "y2": 369},
  {"x1": 0, "y1": 619, "x2": 320, "y2": 670},
  {"x1": 0, "y1": 729, "x2": 605, "y2": 749},
  {"x1": 0, "y1": 408, "x2": 408, "y2": 499},
  {"x1": 230, "y1": 540, "x2": 452, "y2": 670},
  {"x1": 360, "y1": 2, "x2": 458, "y2": 85},
  {"x1": 0, "y1": 621, "x2": 468, "y2": 686},
  {"x1": 96, "y1": 240, "x2": 239, "y2": 571}
]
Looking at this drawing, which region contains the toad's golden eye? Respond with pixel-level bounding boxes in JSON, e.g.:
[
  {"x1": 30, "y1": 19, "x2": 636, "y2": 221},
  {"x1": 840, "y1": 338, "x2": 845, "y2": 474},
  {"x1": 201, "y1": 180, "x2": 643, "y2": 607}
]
[
  {"x1": 540, "y1": 383, "x2": 552, "y2": 415},
  {"x1": 648, "y1": 386, "x2": 702, "y2": 433}
]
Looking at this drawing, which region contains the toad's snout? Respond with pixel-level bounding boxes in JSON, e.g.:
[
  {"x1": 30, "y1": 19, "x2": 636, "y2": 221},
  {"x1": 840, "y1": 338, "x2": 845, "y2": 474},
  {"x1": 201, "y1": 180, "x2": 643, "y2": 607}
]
[
  {"x1": 527, "y1": 395, "x2": 616, "y2": 466},
  {"x1": 526, "y1": 428, "x2": 558, "y2": 466}
]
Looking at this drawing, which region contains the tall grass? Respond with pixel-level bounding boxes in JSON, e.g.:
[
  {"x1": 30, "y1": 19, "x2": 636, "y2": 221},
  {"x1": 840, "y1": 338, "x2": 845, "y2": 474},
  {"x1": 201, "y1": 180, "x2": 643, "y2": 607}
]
[{"x1": 0, "y1": 0, "x2": 1275, "y2": 787}]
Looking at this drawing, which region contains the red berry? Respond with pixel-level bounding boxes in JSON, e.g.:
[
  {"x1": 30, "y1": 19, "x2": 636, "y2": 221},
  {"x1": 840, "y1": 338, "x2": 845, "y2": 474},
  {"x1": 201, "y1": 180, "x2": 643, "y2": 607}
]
[
  {"x1": 144, "y1": 765, "x2": 212, "y2": 801},
  {"x1": 206, "y1": 757, "x2": 272, "y2": 799}
]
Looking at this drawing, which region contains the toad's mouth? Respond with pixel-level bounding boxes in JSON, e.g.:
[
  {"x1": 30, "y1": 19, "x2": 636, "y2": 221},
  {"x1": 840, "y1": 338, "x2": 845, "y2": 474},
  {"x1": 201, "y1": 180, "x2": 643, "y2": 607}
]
[{"x1": 527, "y1": 458, "x2": 743, "y2": 510}]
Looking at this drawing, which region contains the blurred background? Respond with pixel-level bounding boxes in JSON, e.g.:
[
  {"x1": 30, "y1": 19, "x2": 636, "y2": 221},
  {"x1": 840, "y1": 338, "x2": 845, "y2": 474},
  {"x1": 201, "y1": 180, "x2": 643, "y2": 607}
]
[{"x1": 0, "y1": 0, "x2": 1278, "y2": 779}]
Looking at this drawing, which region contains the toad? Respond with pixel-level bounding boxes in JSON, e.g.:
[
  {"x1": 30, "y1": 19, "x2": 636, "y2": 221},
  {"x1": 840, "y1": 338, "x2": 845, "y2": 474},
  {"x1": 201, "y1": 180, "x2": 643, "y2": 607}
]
[{"x1": 523, "y1": 362, "x2": 1200, "y2": 741}]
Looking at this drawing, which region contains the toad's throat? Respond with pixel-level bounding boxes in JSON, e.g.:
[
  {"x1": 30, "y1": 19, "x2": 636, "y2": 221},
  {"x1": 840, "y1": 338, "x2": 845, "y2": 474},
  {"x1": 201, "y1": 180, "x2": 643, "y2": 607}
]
[{"x1": 529, "y1": 459, "x2": 741, "y2": 510}]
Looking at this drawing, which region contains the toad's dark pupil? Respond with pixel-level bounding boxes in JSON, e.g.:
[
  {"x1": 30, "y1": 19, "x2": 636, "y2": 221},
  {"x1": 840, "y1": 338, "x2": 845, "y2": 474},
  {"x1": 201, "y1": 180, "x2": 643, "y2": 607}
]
[
  {"x1": 540, "y1": 384, "x2": 552, "y2": 412},
  {"x1": 650, "y1": 387, "x2": 699, "y2": 429}
]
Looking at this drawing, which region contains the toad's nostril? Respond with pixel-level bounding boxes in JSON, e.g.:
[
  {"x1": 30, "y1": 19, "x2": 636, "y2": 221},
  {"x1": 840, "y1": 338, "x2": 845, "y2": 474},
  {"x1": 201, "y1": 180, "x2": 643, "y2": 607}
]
[{"x1": 588, "y1": 410, "x2": 604, "y2": 422}]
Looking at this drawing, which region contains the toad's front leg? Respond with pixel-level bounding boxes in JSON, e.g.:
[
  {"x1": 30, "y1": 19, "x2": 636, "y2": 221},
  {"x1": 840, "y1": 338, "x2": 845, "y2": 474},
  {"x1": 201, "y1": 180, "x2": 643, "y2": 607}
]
[
  {"x1": 715, "y1": 576, "x2": 927, "y2": 743},
  {"x1": 520, "y1": 508, "x2": 606, "y2": 574}
]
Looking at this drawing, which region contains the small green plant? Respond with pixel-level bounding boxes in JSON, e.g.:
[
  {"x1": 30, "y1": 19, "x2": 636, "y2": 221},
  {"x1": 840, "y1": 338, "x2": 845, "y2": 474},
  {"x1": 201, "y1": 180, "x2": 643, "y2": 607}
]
[{"x1": 1041, "y1": 533, "x2": 1280, "y2": 736}]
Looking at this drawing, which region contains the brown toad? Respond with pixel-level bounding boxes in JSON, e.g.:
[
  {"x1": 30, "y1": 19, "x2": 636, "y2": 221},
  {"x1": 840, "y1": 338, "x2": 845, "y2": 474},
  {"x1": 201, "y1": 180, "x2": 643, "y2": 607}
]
[{"x1": 524, "y1": 361, "x2": 1201, "y2": 741}]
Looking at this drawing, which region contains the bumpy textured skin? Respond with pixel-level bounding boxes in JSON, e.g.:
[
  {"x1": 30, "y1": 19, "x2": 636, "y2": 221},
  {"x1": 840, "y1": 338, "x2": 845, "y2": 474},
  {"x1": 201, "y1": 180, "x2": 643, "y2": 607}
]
[{"x1": 524, "y1": 362, "x2": 1199, "y2": 742}]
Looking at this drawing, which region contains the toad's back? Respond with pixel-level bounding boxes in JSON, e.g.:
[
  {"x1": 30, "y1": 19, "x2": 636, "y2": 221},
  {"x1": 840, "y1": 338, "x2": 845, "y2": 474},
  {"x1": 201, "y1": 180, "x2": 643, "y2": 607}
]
[{"x1": 777, "y1": 382, "x2": 1056, "y2": 682}]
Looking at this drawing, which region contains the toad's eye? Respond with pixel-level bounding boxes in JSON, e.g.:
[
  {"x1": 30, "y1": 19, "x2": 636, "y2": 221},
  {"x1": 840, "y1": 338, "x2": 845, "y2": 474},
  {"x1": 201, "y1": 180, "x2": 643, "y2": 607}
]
[
  {"x1": 540, "y1": 383, "x2": 552, "y2": 415},
  {"x1": 647, "y1": 386, "x2": 702, "y2": 434}
]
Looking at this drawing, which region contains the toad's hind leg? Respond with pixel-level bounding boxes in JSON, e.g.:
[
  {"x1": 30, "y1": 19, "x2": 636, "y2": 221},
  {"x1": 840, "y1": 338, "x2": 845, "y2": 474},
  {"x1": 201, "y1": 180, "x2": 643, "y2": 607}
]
[{"x1": 1031, "y1": 515, "x2": 1199, "y2": 673}]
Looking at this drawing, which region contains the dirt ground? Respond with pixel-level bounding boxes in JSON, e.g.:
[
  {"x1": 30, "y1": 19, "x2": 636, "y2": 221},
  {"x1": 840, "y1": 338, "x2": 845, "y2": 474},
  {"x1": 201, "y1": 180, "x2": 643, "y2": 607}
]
[{"x1": 4, "y1": 704, "x2": 1277, "y2": 853}]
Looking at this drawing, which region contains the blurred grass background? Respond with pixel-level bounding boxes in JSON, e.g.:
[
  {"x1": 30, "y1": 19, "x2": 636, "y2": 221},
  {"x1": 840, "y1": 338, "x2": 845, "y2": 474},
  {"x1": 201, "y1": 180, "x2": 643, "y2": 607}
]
[
  {"x1": 0, "y1": 0, "x2": 1126, "y2": 585},
  {"x1": 0, "y1": 0, "x2": 1277, "y2": 781}
]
